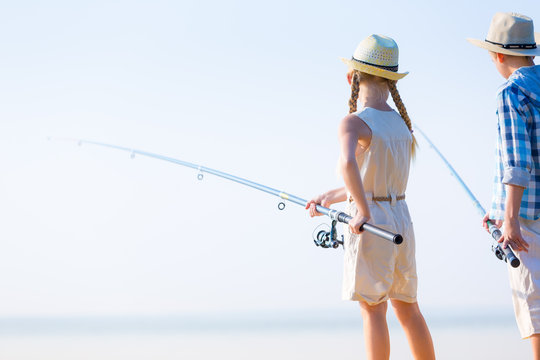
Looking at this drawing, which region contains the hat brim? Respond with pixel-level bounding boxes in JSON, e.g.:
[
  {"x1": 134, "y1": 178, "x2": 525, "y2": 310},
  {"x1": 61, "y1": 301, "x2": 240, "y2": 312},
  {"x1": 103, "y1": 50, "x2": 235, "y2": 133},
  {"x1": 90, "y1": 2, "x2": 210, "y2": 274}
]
[
  {"x1": 467, "y1": 33, "x2": 540, "y2": 56},
  {"x1": 340, "y1": 58, "x2": 408, "y2": 81}
]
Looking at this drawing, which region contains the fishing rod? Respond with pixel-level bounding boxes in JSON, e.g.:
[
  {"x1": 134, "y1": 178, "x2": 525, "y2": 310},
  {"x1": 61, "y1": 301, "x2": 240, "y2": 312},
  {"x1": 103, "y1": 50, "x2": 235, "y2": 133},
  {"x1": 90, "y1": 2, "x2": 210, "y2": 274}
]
[
  {"x1": 49, "y1": 137, "x2": 403, "y2": 247},
  {"x1": 414, "y1": 126, "x2": 520, "y2": 268}
]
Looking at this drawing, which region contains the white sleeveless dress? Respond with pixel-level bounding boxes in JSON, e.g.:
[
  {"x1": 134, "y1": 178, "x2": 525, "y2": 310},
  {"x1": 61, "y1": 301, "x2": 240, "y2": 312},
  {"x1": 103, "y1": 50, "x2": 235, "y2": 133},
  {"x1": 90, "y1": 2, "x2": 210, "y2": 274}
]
[{"x1": 342, "y1": 107, "x2": 417, "y2": 305}]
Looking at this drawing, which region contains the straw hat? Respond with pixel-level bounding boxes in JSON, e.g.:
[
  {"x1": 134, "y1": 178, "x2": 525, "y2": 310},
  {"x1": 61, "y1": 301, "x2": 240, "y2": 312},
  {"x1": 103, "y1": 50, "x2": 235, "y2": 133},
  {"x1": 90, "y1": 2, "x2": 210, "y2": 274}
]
[
  {"x1": 467, "y1": 12, "x2": 540, "y2": 56},
  {"x1": 341, "y1": 34, "x2": 408, "y2": 81}
]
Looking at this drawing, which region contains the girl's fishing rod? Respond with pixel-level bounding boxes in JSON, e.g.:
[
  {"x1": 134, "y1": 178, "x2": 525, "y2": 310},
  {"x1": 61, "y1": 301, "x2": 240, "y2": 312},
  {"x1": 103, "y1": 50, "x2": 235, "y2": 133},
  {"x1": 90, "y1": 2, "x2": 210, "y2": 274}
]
[
  {"x1": 414, "y1": 126, "x2": 520, "y2": 268},
  {"x1": 50, "y1": 138, "x2": 403, "y2": 246}
]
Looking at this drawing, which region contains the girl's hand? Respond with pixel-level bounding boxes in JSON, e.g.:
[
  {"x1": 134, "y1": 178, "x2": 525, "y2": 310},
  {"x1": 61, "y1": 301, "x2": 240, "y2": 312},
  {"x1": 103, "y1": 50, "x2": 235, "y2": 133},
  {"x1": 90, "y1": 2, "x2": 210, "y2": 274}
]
[
  {"x1": 306, "y1": 193, "x2": 332, "y2": 217},
  {"x1": 500, "y1": 218, "x2": 529, "y2": 252},
  {"x1": 349, "y1": 212, "x2": 371, "y2": 234}
]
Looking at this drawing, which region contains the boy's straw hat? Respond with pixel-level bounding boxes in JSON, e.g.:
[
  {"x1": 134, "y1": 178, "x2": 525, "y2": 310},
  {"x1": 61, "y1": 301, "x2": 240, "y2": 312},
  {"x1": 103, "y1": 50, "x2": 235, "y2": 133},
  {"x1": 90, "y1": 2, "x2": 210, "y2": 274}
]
[
  {"x1": 467, "y1": 12, "x2": 540, "y2": 56},
  {"x1": 341, "y1": 34, "x2": 408, "y2": 81}
]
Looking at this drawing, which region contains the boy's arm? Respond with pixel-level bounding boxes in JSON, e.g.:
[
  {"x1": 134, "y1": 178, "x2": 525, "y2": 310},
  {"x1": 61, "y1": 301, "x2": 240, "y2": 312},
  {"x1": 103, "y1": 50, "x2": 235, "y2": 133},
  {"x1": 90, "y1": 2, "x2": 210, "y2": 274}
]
[
  {"x1": 501, "y1": 184, "x2": 529, "y2": 252},
  {"x1": 496, "y1": 86, "x2": 532, "y2": 252},
  {"x1": 498, "y1": 86, "x2": 532, "y2": 188}
]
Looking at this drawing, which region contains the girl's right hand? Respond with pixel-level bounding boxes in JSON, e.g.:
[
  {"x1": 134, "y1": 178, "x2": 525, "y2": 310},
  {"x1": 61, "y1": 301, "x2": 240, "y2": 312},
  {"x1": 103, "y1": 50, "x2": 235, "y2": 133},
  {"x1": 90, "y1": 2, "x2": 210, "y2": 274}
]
[{"x1": 349, "y1": 212, "x2": 371, "y2": 234}]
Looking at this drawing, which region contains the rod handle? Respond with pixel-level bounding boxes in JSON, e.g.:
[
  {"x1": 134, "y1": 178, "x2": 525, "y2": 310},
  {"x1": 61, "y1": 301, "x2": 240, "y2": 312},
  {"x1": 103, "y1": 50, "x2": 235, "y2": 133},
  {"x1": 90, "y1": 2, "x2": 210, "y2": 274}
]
[
  {"x1": 362, "y1": 223, "x2": 403, "y2": 244},
  {"x1": 489, "y1": 224, "x2": 520, "y2": 268},
  {"x1": 335, "y1": 212, "x2": 402, "y2": 244},
  {"x1": 502, "y1": 245, "x2": 520, "y2": 268}
]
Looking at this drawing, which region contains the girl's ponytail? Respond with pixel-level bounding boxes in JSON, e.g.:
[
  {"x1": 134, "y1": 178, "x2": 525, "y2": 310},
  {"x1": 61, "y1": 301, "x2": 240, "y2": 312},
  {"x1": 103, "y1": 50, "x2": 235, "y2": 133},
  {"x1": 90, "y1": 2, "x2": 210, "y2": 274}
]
[
  {"x1": 388, "y1": 80, "x2": 417, "y2": 158},
  {"x1": 348, "y1": 71, "x2": 360, "y2": 114}
]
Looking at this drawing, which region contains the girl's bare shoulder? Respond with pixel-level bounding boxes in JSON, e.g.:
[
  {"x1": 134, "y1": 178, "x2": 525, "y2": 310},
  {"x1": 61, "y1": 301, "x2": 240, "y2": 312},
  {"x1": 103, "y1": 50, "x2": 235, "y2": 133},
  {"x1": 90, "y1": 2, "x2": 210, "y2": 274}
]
[{"x1": 339, "y1": 113, "x2": 371, "y2": 136}]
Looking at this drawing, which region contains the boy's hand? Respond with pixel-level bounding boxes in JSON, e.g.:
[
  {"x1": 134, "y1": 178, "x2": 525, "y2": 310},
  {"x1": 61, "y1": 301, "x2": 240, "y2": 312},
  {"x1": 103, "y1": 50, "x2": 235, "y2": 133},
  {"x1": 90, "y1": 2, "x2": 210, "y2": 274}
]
[
  {"x1": 482, "y1": 213, "x2": 528, "y2": 251},
  {"x1": 500, "y1": 217, "x2": 529, "y2": 252},
  {"x1": 482, "y1": 213, "x2": 502, "y2": 232}
]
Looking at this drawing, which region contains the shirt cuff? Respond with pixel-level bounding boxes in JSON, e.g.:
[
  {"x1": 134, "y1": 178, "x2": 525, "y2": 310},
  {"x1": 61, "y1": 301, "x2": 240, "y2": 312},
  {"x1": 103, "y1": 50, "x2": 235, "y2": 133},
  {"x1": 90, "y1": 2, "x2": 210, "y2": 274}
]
[{"x1": 502, "y1": 167, "x2": 530, "y2": 188}]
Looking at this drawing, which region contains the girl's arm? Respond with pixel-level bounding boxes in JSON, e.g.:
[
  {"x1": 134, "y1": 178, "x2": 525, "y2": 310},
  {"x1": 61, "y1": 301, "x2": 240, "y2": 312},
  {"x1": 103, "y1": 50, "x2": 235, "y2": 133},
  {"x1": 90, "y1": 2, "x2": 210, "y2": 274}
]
[
  {"x1": 306, "y1": 187, "x2": 347, "y2": 217},
  {"x1": 338, "y1": 114, "x2": 372, "y2": 233},
  {"x1": 319, "y1": 187, "x2": 348, "y2": 204}
]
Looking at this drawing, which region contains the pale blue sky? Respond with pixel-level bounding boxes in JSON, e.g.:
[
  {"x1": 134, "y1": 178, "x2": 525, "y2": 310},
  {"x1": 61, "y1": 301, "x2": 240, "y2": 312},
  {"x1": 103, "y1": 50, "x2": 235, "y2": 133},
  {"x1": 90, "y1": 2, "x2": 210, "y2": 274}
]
[{"x1": 0, "y1": 0, "x2": 539, "y2": 317}]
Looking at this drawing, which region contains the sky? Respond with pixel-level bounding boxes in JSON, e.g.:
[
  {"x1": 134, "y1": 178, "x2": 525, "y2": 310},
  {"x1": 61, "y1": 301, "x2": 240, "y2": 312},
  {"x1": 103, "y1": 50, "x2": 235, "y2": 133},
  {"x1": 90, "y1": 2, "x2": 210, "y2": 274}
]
[{"x1": 0, "y1": 0, "x2": 539, "y2": 318}]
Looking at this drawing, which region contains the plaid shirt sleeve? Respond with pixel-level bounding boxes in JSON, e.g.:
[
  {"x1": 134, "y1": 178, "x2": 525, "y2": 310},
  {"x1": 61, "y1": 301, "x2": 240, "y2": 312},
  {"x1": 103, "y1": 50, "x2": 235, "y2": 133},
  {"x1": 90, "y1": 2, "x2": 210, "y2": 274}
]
[{"x1": 489, "y1": 84, "x2": 533, "y2": 220}]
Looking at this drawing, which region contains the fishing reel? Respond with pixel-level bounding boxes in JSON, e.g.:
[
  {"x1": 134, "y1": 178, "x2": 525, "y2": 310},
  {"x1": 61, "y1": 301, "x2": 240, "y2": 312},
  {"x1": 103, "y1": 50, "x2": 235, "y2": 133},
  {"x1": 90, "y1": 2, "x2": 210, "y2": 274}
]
[
  {"x1": 488, "y1": 224, "x2": 520, "y2": 268},
  {"x1": 491, "y1": 242, "x2": 521, "y2": 268},
  {"x1": 313, "y1": 220, "x2": 344, "y2": 249},
  {"x1": 492, "y1": 243, "x2": 506, "y2": 262}
]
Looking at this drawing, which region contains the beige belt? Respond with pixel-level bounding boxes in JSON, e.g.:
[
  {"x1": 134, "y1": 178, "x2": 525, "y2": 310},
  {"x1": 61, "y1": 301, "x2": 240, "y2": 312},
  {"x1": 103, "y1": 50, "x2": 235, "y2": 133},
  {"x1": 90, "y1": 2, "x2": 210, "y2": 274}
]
[{"x1": 348, "y1": 194, "x2": 405, "y2": 203}]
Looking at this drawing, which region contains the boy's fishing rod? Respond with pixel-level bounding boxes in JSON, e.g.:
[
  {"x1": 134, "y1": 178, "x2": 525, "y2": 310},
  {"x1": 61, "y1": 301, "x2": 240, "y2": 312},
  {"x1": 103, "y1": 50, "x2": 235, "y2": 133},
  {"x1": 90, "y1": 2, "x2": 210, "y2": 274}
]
[
  {"x1": 413, "y1": 126, "x2": 520, "y2": 268},
  {"x1": 49, "y1": 138, "x2": 403, "y2": 246}
]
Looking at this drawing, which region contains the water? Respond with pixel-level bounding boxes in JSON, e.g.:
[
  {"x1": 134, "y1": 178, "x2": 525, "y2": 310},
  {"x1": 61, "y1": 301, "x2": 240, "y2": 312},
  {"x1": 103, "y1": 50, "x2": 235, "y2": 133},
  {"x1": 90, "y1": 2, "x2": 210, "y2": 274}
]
[{"x1": 0, "y1": 310, "x2": 531, "y2": 359}]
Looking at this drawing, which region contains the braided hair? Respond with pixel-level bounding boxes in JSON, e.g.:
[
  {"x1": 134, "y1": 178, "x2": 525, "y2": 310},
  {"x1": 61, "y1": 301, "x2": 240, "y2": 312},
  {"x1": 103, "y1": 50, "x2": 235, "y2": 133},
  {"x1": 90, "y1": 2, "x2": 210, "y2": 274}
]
[
  {"x1": 387, "y1": 80, "x2": 417, "y2": 157},
  {"x1": 346, "y1": 70, "x2": 417, "y2": 158},
  {"x1": 348, "y1": 71, "x2": 361, "y2": 114}
]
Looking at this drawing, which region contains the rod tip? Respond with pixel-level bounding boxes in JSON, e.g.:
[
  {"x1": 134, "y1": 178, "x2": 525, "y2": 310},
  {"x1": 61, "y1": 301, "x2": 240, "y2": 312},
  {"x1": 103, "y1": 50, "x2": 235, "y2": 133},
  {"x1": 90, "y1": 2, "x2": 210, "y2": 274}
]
[{"x1": 394, "y1": 234, "x2": 403, "y2": 245}]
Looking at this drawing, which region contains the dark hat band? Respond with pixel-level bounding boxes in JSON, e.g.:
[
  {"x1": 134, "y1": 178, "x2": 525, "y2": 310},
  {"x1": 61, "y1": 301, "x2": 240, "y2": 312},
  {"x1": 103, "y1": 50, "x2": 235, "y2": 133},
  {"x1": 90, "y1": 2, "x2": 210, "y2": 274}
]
[
  {"x1": 351, "y1": 57, "x2": 399, "y2": 72},
  {"x1": 485, "y1": 39, "x2": 537, "y2": 49}
]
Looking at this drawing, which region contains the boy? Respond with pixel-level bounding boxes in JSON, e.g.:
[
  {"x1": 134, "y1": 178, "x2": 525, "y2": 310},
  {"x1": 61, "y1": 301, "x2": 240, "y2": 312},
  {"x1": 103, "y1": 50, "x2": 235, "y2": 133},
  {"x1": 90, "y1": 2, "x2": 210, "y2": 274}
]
[{"x1": 469, "y1": 12, "x2": 540, "y2": 357}]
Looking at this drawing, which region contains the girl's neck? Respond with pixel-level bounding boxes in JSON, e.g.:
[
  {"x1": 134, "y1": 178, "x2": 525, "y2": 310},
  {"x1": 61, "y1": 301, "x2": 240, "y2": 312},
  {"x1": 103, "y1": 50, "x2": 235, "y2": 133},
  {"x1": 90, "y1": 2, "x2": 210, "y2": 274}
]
[{"x1": 358, "y1": 86, "x2": 392, "y2": 111}]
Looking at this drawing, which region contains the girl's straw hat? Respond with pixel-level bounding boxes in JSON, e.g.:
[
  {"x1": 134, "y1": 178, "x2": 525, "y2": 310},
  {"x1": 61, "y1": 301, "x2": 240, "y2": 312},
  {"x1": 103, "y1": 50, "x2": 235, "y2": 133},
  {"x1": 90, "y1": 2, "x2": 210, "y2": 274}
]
[
  {"x1": 341, "y1": 34, "x2": 408, "y2": 81},
  {"x1": 467, "y1": 12, "x2": 540, "y2": 56}
]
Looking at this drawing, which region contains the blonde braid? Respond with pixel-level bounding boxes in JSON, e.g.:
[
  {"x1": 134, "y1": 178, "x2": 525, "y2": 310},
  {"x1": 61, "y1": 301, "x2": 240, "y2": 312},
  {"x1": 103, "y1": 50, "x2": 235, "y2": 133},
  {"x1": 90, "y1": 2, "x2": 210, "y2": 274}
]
[
  {"x1": 348, "y1": 71, "x2": 360, "y2": 113},
  {"x1": 388, "y1": 80, "x2": 417, "y2": 158}
]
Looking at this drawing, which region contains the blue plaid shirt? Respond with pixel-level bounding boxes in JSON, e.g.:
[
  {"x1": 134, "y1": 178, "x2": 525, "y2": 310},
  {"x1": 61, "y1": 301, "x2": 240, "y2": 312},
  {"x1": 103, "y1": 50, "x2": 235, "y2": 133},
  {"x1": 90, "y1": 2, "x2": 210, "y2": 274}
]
[{"x1": 490, "y1": 65, "x2": 540, "y2": 220}]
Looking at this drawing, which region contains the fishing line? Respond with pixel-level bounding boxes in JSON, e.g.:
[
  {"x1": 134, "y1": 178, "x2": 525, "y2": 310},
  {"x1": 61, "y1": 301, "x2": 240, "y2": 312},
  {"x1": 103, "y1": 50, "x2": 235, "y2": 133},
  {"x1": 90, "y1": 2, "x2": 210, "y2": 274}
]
[
  {"x1": 49, "y1": 137, "x2": 403, "y2": 247},
  {"x1": 414, "y1": 125, "x2": 520, "y2": 267}
]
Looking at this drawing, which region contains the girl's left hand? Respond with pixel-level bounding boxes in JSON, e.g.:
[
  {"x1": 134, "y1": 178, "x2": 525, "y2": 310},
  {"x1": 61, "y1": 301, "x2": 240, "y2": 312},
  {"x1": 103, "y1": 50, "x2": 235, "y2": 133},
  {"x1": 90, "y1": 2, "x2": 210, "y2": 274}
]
[
  {"x1": 306, "y1": 201, "x2": 323, "y2": 217},
  {"x1": 349, "y1": 213, "x2": 370, "y2": 234},
  {"x1": 306, "y1": 192, "x2": 333, "y2": 217}
]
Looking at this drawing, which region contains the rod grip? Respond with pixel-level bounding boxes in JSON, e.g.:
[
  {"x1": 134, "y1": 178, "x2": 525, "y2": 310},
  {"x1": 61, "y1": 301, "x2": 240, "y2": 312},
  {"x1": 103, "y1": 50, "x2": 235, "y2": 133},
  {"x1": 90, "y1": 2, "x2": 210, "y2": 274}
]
[
  {"x1": 362, "y1": 223, "x2": 403, "y2": 244},
  {"x1": 335, "y1": 212, "x2": 402, "y2": 244},
  {"x1": 502, "y1": 246, "x2": 520, "y2": 268},
  {"x1": 489, "y1": 225, "x2": 520, "y2": 268}
]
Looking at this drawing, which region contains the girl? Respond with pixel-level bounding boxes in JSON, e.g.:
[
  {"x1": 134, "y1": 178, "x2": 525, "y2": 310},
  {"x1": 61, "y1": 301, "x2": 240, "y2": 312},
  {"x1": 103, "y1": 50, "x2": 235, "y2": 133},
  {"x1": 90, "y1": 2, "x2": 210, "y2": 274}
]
[{"x1": 306, "y1": 34, "x2": 435, "y2": 360}]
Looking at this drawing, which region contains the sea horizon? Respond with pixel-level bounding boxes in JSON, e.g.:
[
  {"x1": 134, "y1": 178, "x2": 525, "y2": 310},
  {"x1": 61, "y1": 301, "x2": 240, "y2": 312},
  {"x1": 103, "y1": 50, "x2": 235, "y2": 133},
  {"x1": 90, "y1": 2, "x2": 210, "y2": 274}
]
[{"x1": 0, "y1": 306, "x2": 518, "y2": 336}]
